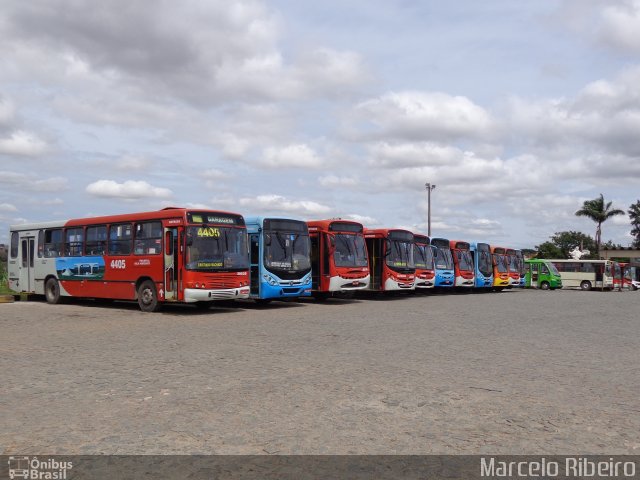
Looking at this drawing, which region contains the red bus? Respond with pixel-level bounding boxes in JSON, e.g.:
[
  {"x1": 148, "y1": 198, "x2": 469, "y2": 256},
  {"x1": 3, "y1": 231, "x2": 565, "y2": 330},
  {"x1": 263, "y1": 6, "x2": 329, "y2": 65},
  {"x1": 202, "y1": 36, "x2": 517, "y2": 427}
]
[
  {"x1": 449, "y1": 240, "x2": 475, "y2": 287},
  {"x1": 491, "y1": 246, "x2": 509, "y2": 290},
  {"x1": 364, "y1": 228, "x2": 415, "y2": 291},
  {"x1": 413, "y1": 234, "x2": 435, "y2": 289},
  {"x1": 306, "y1": 219, "x2": 370, "y2": 296},
  {"x1": 505, "y1": 247, "x2": 521, "y2": 287},
  {"x1": 8, "y1": 208, "x2": 250, "y2": 311}
]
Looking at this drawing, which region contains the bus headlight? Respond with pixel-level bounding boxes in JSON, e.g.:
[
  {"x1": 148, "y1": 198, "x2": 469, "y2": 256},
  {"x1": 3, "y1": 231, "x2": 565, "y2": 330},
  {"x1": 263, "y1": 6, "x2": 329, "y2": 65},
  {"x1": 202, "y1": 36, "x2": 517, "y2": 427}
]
[{"x1": 262, "y1": 274, "x2": 278, "y2": 286}]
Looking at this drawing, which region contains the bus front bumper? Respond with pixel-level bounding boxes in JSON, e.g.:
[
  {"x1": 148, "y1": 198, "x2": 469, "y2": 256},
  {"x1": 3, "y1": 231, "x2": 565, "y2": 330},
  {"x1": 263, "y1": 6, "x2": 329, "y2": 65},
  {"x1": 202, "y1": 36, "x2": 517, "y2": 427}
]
[{"x1": 184, "y1": 287, "x2": 250, "y2": 302}]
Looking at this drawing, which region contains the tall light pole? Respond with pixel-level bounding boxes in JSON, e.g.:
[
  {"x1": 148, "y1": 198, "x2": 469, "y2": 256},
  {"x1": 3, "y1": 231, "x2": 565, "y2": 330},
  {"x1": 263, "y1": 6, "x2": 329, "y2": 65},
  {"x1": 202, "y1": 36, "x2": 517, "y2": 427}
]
[{"x1": 425, "y1": 182, "x2": 436, "y2": 236}]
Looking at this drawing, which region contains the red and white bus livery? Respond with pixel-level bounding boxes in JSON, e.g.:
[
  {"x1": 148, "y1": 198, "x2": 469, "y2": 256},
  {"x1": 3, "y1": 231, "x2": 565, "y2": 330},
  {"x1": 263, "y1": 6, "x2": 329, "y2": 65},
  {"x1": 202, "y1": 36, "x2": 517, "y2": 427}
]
[
  {"x1": 413, "y1": 234, "x2": 435, "y2": 289},
  {"x1": 364, "y1": 228, "x2": 416, "y2": 292},
  {"x1": 449, "y1": 240, "x2": 475, "y2": 287},
  {"x1": 8, "y1": 208, "x2": 250, "y2": 311},
  {"x1": 306, "y1": 219, "x2": 370, "y2": 296}
]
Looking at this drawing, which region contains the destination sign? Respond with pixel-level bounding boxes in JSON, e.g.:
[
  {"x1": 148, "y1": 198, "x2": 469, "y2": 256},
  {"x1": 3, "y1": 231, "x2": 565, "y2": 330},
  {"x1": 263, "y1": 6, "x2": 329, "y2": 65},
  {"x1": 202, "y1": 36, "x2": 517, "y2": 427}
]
[{"x1": 188, "y1": 212, "x2": 245, "y2": 226}]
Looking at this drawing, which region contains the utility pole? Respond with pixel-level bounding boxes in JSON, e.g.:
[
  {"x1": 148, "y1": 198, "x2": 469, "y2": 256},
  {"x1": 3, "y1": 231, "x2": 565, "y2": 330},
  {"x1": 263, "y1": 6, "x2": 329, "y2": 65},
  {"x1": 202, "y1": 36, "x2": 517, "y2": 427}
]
[{"x1": 425, "y1": 182, "x2": 436, "y2": 236}]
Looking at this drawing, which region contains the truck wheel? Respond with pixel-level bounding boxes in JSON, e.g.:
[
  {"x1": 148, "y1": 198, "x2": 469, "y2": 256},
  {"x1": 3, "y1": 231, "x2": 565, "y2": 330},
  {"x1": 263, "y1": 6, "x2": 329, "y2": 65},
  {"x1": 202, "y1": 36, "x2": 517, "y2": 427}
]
[
  {"x1": 580, "y1": 280, "x2": 592, "y2": 291},
  {"x1": 137, "y1": 280, "x2": 161, "y2": 312},
  {"x1": 45, "y1": 278, "x2": 61, "y2": 304}
]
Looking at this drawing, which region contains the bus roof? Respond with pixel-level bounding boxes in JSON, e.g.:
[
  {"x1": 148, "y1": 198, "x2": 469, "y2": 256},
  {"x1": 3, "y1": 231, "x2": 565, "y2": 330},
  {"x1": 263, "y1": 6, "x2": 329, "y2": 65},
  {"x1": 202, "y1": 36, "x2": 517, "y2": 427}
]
[
  {"x1": 364, "y1": 228, "x2": 413, "y2": 238},
  {"x1": 307, "y1": 219, "x2": 364, "y2": 232},
  {"x1": 413, "y1": 234, "x2": 429, "y2": 245},
  {"x1": 449, "y1": 240, "x2": 470, "y2": 250}
]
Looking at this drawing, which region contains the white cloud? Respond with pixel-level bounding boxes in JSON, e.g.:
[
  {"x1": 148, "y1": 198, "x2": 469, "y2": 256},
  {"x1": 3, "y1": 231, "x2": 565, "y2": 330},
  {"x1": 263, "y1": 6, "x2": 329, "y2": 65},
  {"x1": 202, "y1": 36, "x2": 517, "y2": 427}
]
[
  {"x1": 85, "y1": 180, "x2": 173, "y2": 199},
  {"x1": 260, "y1": 144, "x2": 323, "y2": 168},
  {"x1": 0, "y1": 171, "x2": 68, "y2": 192},
  {"x1": 342, "y1": 213, "x2": 378, "y2": 226},
  {"x1": 238, "y1": 194, "x2": 331, "y2": 217},
  {"x1": 115, "y1": 155, "x2": 153, "y2": 171},
  {"x1": 0, "y1": 203, "x2": 18, "y2": 212},
  {"x1": 0, "y1": 130, "x2": 48, "y2": 156},
  {"x1": 598, "y1": 0, "x2": 640, "y2": 54},
  {"x1": 368, "y1": 142, "x2": 462, "y2": 168},
  {"x1": 353, "y1": 91, "x2": 494, "y2": 142},
  {"x1": 318, "y1": 175, "x2": 359, "y2": 188}
]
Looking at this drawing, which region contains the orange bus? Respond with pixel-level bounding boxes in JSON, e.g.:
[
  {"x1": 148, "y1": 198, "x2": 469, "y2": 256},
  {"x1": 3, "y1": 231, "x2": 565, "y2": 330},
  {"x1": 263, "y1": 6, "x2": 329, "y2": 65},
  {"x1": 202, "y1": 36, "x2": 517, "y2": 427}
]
[
  {"x1": 8, "y1": 208, "x2": 250, "y2": 311},
  {"x1": 491, "y1": 246, "x2": 510, "y2": 290},
  {"x1": 413, "y1": 234, "x2": 435, "y2": 289},
  {"x1": 306, "y1": 219, "x2": 370, "y2": 296},
  {"x1": 364, "y1": 228, "x2": 416, "y2": 292},
  {"x1": 449, "y1": 240, "x2": 475, "y2": 288}
]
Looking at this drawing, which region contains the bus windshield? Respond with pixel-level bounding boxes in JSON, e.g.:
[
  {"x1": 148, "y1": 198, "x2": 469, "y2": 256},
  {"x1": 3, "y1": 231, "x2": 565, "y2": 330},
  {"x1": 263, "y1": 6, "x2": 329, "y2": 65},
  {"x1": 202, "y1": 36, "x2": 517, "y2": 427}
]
[
  {"x1": 477, "y1": 250, "x2": 493, "y2": 276},
  {"x1": 456, "y1": 250, "x2": 473, "y2": 271},
  {"x1": 434, "y1": 246, "x2": 453, "y2": 270},
  {"x1": 548, "y1": 262, "x2": 560, "y2": 275},
  {"x1": 386, "y1": 239, "x2": 415, "y2": 269},
  {"x1": 333, "y1": 234, "x2": 368, "y2": 267},
  {"x1": 264, "y1": 230, "x2": 311, "y2": 272},
  {"x1": 414, "y1": 244, "x2": 434, "y2": 269},
  {"x1": 186, "y1": 226, "x2": 249, "y2": 271},
  {"x1": 494, "y1": 254, "x2": 508, "y2": 273}
]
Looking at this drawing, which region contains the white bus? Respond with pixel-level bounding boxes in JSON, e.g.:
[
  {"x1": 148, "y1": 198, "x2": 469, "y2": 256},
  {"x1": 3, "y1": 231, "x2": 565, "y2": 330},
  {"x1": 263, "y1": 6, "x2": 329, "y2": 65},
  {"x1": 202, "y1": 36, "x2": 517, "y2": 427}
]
[{"x1": 550, "y1": 259, "x2": 615, "y2": 291}]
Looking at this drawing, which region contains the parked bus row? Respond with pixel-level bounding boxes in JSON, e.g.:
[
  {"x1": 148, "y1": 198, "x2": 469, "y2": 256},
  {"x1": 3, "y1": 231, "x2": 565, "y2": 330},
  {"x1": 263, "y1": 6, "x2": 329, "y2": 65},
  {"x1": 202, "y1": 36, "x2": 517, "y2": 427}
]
[{"x1": 8, "y1": 207, "x2": 623, "y2": 312}]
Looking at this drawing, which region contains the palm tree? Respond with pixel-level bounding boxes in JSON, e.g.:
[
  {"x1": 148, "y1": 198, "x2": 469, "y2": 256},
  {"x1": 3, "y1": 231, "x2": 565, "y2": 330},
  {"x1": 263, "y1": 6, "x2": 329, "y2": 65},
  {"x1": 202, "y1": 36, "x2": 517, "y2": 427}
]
[
  {"x1": 575, "y1": 194, "x2": 625, "y2": 255},
  {"x1": 629, "y1": 200, "x2": 640, "y2": 248}
]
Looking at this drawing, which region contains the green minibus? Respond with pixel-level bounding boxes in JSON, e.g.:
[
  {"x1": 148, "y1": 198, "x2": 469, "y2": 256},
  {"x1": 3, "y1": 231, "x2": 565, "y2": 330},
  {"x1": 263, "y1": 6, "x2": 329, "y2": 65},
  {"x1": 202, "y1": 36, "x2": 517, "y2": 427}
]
[{"x1": 524, "y1": 259, "x2": 562, "y2": 290}]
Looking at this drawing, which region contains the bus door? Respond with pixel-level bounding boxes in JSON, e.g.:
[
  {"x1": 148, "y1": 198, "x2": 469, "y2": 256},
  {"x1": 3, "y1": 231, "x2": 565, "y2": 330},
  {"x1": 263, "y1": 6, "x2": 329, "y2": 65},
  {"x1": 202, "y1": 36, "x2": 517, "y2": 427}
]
[
  {"x1": 250, "y1": 233, "x2": 260, "y2": 295},
  {"x1": 19, "y1": 235, "x2": 36, "y2": 292},
  {"x1": 310, "y1": 234, "x2": 320, "y2": 290},
  {"x1": 530, "y1": 262, "x2": 539, "y2": 288},
  {"x1": 366, "y1": 238, "x2": 382, "y2": 289},
  {"x1": 163, "y1": 227, "x2": 181, "y2": 301}
]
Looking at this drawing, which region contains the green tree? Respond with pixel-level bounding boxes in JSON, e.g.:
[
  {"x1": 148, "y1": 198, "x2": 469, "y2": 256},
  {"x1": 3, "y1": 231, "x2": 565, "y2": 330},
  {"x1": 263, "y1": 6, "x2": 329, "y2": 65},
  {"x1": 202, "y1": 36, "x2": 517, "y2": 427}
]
[
  {"x1": 575, "y1": 194, "x2": 625, "y2": 254},
  {"x1": 535, "y1": 231, "x2": 596, "y2": 259},
  {"x1": 629, "y1": 200, "x2": 640, "y2": 248}
]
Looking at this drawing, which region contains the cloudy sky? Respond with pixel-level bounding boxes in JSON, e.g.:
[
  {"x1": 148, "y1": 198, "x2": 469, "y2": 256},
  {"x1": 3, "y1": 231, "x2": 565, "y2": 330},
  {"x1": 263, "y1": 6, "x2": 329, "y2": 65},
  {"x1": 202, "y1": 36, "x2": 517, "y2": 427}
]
[{"x1": 1, "y1": 0, "x2": 639, "y2": 248}]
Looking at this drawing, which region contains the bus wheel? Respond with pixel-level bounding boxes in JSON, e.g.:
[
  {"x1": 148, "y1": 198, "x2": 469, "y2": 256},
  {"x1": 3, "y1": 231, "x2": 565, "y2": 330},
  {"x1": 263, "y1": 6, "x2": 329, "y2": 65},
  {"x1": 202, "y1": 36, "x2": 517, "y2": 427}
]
[
  {"x1": 540, "y1": 281, "x2": 550, "y2": 290},
  {"x1": 194, "y1": 301, "x2": 211, "y2": 310},
  {"x1": 580, "y1": 280, "x2": 592, "y2": 291},
  {"x1": 45, "y1": 278, "x2": 61, "y2": 304},
  {"x1": 137, "y1": 280, "x2": 161, "y2": 312}
]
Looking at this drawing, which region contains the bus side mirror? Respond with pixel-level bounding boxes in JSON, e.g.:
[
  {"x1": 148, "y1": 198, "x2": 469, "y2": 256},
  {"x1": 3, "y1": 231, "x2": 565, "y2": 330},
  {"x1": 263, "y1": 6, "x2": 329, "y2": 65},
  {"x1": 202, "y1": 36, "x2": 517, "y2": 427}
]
[
  {"x1": 265, "y1": 233, "x2": 272, "y2": 246},
  {"x1": 186, "y1": 234, "x2": 193, "y2": 246},
  {"x1": 328, "y1": 234, "x2": 335, "y2": 249}
]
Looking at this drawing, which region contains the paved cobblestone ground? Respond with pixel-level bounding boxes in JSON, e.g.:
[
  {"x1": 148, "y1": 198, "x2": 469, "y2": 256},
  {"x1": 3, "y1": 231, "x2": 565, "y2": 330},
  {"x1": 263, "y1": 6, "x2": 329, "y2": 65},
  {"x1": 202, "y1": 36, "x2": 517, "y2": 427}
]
[{"x1": 1, "y1": 289, "x2": 639, "y2": 454}]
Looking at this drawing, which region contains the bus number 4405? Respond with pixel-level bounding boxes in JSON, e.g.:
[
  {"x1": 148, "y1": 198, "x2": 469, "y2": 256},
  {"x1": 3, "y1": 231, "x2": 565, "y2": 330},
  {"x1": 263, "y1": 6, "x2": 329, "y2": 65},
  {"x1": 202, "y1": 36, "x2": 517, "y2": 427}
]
[{"x1": 110, "y1": 259, "x2": 126, "y2": 269}]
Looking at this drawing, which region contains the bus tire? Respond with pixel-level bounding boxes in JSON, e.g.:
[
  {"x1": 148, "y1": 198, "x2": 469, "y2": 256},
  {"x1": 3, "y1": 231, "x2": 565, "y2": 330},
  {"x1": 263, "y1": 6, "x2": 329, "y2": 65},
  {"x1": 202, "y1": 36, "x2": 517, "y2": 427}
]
[
  {"x1": 580, "y1": 280, "x2": 592, "y2": 291},
  {"x1": 45, "y1": 277, "x2": 61, "y2": 304},
  {"x1": 137, "y1": 280, "x2": 161, "y2": 312},
  {"x1": 194, "y1": 301, "x2": 211, "y2": 310},
  {"x1": 540, "y1": 281, "x2": 550, "y2": 290}
]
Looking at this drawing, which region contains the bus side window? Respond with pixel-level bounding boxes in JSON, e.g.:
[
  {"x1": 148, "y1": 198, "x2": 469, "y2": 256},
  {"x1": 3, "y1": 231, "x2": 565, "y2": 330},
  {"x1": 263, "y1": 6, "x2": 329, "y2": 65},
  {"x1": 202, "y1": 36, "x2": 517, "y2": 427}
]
[
  {"x1": 540, "y1": 264, "x2": 549, "y2": 275},
  {"x1": 109, "y1": 223, "x2": 132, "y2": 255},
  {"x1": 37, "y1": 230, "x2": 44, "y2": 258},
  {"x1": 134, "y1": 221, "x2": 162, "y2": 255},
  {"x1": 65, "y1": 227, "x2": 84, "y2": 257},
  {"x1": 10, "y1": 231, "x2": 19, "y2": 258},
  {"x1": 44, "y1": 229, "x2": 64, "y2": 257},
  {"x1": 86, "y1": 225, "x2": 107, "y2": 255}
]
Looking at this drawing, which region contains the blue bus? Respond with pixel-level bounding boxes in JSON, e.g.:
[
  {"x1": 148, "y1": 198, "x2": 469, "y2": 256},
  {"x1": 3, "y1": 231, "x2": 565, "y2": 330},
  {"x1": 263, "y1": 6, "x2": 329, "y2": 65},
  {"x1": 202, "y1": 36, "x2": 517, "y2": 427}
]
[
  {"x1": 469, "y1": 242, "x2": 494, "y2": 288},
  {"x1": 245, "y1": 217, "x2": 312, "y2": 302},
  {"x1": 430, "y1": 237, "x2": 454, "y2": 288}
]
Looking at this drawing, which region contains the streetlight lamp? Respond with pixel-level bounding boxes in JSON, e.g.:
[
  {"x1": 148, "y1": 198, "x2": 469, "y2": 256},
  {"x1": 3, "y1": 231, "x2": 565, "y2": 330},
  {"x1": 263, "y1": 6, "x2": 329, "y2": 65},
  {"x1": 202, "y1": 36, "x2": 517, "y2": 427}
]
[{"x1": 425, "y1": 182, "x2": 436, "y2": 236}]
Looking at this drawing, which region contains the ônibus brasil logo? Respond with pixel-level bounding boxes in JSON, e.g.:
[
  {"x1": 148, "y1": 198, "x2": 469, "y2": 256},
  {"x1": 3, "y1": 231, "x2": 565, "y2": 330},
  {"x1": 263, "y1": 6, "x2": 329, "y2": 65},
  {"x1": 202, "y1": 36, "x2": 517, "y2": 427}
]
[{"x1": 7, "y1": 457, "x2": 73, "y2": 480}]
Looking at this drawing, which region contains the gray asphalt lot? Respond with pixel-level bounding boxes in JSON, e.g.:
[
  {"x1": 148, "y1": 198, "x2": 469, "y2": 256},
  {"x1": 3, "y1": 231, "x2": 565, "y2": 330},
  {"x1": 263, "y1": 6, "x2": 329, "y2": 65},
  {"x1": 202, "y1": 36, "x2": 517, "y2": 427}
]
[{"x1": 1, "y1": 289, "x2": 639, "y2": 454}]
